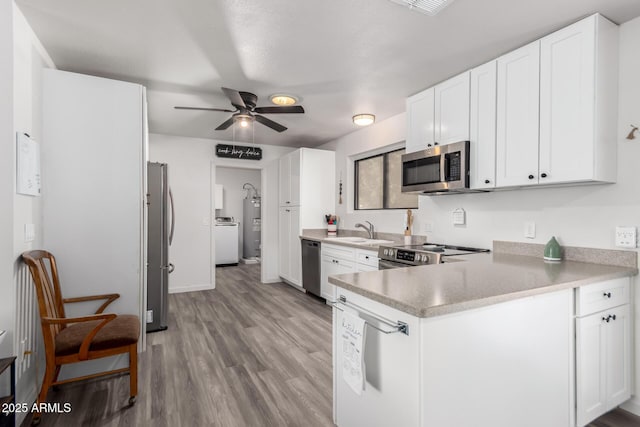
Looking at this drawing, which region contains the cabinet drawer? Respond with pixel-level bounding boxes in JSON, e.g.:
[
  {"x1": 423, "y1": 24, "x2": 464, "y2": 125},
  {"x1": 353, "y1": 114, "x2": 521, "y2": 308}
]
[
  {"x1": 322, "y1": 244, "x2": 356, "y2": 261},
  {"x1": 576, "y1": 278, "x2": 630, "y2": 317},
  {"x1": 356, "y1": 250, "x2": 379, "y2": 268}
]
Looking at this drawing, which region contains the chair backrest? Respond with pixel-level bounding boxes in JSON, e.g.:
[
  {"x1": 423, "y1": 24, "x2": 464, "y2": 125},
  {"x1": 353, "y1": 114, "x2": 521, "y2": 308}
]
[{"x1": 21, "y1": 250, "x2": 68, "y2": 346}]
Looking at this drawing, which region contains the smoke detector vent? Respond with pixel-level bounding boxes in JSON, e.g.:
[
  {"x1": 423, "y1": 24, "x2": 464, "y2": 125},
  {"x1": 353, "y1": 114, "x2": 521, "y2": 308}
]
[{"x1": 388, "y1": 0, "x2": 455, "y2": 16}]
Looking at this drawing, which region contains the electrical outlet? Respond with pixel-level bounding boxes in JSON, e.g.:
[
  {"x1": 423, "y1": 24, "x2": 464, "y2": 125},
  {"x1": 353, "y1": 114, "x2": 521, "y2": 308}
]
[
  {"x1": 615, "y1": 226, "x2": 637, "y2": 248},
  {"x1": 19, "y1": 338, "x2": 27, "y2": 363},
  {"x1": 146, "y1": 310, "x2": 153, "y2": 323},
  {"x1": 423, "y1": 222, "x2": 434, "y2": 233},
  {"x1": 524, "y1": 222, "x2": 536, "y2": 239}
]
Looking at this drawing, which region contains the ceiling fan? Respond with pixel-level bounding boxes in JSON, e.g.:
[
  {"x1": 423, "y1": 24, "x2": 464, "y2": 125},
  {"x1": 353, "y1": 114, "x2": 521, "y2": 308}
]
[{"x1": 175, "y1": 87, "x2": 305, "y2": 133}]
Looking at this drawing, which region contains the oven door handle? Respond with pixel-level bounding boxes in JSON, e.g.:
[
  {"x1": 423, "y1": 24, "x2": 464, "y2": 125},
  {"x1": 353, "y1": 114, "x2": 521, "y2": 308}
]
[{"x1": 378, "y1": 259, "x2": 409, "y2": 269}]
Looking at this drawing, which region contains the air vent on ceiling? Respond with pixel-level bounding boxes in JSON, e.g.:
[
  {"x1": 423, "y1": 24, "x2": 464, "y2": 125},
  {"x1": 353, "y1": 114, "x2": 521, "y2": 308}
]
[{"x1": 388, "y1": 0, "x2": 455, "y2": 16}]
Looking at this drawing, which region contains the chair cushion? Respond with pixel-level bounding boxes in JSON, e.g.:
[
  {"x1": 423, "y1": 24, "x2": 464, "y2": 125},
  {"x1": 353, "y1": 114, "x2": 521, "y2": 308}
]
[{"x1": 55, "y1": 314, "x2": 140, "y2": 356}]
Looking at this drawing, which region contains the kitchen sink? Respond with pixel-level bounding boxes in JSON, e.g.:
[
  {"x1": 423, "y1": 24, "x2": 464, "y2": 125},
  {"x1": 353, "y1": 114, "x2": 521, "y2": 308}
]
[{"x1": 324, "y1": 236, "x2": 395, "y2": 246}]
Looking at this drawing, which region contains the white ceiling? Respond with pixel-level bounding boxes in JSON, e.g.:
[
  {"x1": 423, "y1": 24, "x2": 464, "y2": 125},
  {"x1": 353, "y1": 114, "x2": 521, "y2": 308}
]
[{"x1": 16, "y1": 0, "x2": 640, "y2": 148}]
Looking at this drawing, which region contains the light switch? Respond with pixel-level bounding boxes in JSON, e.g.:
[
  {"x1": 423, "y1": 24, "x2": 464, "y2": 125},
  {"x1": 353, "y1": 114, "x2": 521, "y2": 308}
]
[
  {"x1": 24, "y1": 224, "x2": 35, "y2": 242},
  {"x1": 524, "y1": 222, "x2": 536, "y2": 239},
  {"x1": 615, "y1": 226, "x2": 636, "y2": 248}
]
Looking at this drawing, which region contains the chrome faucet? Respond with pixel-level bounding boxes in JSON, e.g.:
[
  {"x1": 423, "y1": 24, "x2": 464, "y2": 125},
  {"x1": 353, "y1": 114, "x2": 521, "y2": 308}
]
[{"x1": 355, "y1": 221, "x2": 375, "y2": 239}]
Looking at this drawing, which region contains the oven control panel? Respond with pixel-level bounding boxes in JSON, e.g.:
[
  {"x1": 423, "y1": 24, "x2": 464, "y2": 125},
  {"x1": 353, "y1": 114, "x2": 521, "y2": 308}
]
[{"x1": 379, "y1": 247, "x2": 435, "y2": 266}]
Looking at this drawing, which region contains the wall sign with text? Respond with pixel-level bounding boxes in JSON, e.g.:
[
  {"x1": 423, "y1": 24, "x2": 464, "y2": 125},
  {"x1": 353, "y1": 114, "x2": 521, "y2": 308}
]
[{"x1": 215, "y1": 144, "x2": 262, "y2": 160}]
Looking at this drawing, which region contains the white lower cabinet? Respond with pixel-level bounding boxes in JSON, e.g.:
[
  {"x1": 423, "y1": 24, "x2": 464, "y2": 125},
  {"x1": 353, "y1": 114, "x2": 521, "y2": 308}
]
[
  {"x1": 575, "y1": 279, "x2": 631, "y2": 427},
  {"x1": 321, "y1": 244, "x2": 378, "y2": 302},
  {"x1": 278, "y1": 206, "x2": 301, "y2": 286},
  {"x1": 333, "y1": 277, "x2": 636, "y2": 427}
]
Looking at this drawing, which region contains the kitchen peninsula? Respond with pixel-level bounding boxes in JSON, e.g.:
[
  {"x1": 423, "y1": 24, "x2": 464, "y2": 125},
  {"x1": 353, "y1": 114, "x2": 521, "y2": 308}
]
[{"x1": 329, "y1": 243, "x2": 638, "y2": 427}]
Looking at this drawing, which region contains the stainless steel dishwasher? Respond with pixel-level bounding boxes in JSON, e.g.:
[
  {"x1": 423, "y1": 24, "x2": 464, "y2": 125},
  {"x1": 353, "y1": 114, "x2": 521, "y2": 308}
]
[{"x1": 301, "y1": 239, "x2": 321, "y2": 297}]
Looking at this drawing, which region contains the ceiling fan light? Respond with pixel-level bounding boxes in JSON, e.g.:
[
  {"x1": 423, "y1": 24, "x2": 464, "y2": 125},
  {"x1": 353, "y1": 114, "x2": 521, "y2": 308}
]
[
  {"x1": 270, "y1": 94, "x2": 298, "y2": 106},
  {"x1": 353, "y1": 114, "x2": 375, "y2": 126},
  {"x1": 234, "y1": 113, "x2": 254, "y2": 128}
]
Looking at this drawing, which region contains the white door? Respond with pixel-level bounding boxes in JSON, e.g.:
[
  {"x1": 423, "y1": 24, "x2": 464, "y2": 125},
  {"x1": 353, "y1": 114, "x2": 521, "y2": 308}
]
[
  {"x1": 605, "y1": 304, "x2": 631, "y2": 410},
  {"x1": 576, "y1": 312, "x2": 607, "y2": 426},
  {"x1": 539, "y1": 16, "x2": 596, "y2": 184},
  {"x1": 496, "y1": 41, "x2": 540, "y2": 187},
  {"x1": 278, "y1": 207, "x2": 290, "y2": 280},
  {"x1": 434, "y1": 71, "x2": 470, "y2": 146},
  {"x1": 289, "y1": 150, "x2": 301, "y2": 206},
  {"x1": 470, "y1": 61, "x2": 497, "y2": 189},
  {"x1": 288, "y1": 206, "x2": 302, "y2": 285},
  {"x1": 322, "y1": 255, "x2": 355, "y2": 301},
  {"x1": 279, "y1": 154, "x2": 290, "y2": 206},
  {"x1": 406, "y1": 88, "x2": 435, "y2": 154}
]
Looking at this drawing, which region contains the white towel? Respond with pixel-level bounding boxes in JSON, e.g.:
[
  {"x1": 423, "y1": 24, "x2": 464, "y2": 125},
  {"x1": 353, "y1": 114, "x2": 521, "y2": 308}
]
[{"x1": 340, "y1": 310, "x2": 366, "y2": 395}]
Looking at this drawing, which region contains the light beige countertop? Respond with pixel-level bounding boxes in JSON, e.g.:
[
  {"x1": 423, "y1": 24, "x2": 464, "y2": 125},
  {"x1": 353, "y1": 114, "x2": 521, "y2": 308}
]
[{"x1": 329, "y1": 252, "x2": 638, "y2": 318}]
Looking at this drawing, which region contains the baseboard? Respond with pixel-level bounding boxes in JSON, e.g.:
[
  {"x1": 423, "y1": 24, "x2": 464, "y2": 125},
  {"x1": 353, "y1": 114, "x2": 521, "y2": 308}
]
[
  {"x1": 260, "y1": 278, "x2": 282, "y2": 284},
  {"x1": 169, "y1": 284, "x2": 214, "y2": 294},
  {"x1": 621, "y1": 397, "x2": 640, "y2": 416}
]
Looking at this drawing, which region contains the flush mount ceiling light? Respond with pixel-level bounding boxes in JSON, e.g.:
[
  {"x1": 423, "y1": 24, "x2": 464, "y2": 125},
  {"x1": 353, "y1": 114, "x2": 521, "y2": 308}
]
[
  {"x1": 270, "y1": 94, "x2": 298, "y2": 106},
  {"x1": 388, "y1": 0, "x2": 455, "y2": 16},
  {"x1": 352, "y1": 114, "x2": 375, "y2": 127}
]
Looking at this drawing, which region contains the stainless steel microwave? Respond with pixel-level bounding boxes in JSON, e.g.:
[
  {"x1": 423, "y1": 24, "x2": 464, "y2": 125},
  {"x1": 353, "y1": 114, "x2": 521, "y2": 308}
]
[{"x1": 401, "y1": 141, "x2": 470, "y2": 194}]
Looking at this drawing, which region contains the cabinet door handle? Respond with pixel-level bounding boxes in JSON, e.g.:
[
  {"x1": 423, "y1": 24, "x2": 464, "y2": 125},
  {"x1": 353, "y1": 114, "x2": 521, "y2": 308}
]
[
  {"x1": 285, "y1": 209, "x2": 290, "y2": 212},
  {"x1": 603, "y1": 292, "x2": 611, "y2": 298},
  {"x1": 528, "y1": 175, "x2": 535, "y2": 180},
  {"x1": 484, "y1": 179, "x2": 490, "y2": 184},
  {"x1": 612, "y1": 314, "x2": 617, "y2": 321},
  {"x1": 365, "y1": 256, "x2": 369, "y2": 259},
  {"x1": 602, "y1": 315, "x2": 611, "y2": 323},
  {"x1": 540, "y1": 173, "x2": 548, "y2": 178},
  {"x1": 434, "y1": 142, "x2": 439, "y2": 146},
  {"x1": 427, "y1": 144, "x2": 432, "y2": 147}
]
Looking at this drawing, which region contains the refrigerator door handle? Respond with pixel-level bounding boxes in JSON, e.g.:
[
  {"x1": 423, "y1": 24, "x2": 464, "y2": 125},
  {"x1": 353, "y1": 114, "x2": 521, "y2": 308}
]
[{"x1": 169, "y1": 187, "x2": 175, "y2": 246}]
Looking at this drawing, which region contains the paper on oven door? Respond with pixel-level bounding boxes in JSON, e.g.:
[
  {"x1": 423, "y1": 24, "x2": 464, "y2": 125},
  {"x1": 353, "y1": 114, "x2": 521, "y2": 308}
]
[{"x1": 341, "y1": 310, "x2": 366, "y2": 395}]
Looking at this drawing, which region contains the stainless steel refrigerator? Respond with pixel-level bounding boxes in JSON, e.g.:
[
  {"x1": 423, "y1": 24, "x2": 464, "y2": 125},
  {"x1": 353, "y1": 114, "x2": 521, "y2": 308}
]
[{"x1": 147, "y1": 162, "x2": 174, "y2": 332}]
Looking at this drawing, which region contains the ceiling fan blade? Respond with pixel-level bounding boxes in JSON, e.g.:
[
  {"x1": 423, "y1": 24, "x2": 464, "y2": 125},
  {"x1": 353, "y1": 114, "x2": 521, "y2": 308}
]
[
  {"x1": 221, "y1": 87, "x2": 246, "y2": 109},
  {"x1": 175, "y1": 106, "x2": 234, "y2": 112},
  {"x1": 253, "y1": 105, "x2": 305, "y2": 114},
  {"x1": 215, "y1": 116, "x2": 235, "y2": 131},
  {"x1": 255, "y1": 115, "x2": 287, "y2": 133}
]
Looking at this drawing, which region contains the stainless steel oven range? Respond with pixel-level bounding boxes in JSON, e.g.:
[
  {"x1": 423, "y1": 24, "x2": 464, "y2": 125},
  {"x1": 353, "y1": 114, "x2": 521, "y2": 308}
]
[{"x1": 377, "y1": 243, "x2": 489, "y2": 269}]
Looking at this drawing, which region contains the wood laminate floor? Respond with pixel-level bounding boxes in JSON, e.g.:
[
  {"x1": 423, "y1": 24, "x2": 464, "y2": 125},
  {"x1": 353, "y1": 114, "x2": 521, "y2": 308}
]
[{"x1": 23, "y1": 264, "x2": 640, "y2": 427}]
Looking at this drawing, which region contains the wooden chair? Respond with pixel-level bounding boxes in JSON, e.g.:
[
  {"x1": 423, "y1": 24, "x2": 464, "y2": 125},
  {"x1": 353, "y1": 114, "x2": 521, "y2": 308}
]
[{"x1": 21, "y1": 250, "x2": 139, "y2": 425}]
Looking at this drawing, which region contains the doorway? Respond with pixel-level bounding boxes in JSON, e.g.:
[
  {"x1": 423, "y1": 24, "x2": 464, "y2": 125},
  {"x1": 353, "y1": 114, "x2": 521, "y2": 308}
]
[{"x1": 211, "y1": 164, "x2": 265, "y2": 285}]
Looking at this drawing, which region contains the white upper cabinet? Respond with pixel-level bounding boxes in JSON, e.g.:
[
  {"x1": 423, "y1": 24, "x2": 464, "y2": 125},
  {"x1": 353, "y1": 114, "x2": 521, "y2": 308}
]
[
  {"x1": 539, "y1": 14, "x2": 618, "y2": 184},
  {"x1": 470, "y1": 61, "x2": 497, "y2": 189},
  {"x1": 279, "y1": 150, "x2": 301, "y2": 206},
  {"x1": 406, "y1": 13, "x2": 617, "y2": 192},
  {"x1": 434, "y1": 71, "x2": 470, "y2": 146},
  {"x1": 406, "y1": 88, "x2": 435, "y2": 154},
  {"x1": 496, "y1": 41, "x2": 541, "y2": 187}
]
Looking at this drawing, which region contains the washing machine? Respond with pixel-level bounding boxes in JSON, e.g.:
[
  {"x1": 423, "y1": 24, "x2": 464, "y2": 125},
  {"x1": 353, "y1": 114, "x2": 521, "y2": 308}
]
[{"x1": 215, "y1": 217, "x2": 239, "y2": 266}]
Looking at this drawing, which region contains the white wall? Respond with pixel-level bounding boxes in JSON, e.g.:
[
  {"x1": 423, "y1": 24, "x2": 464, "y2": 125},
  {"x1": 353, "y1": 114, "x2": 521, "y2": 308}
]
[
  {"x1": 215, "y1": 167, "x2": 261, "y2": 259},
  {"x1": 3, "y1": 3, "x2": 55, "y2": 424},
  {"x1": 320, "y1": 16, "x2": 640, "y2": 414},
  {"x1": 149, "y1": 133, "x2": 294, "y2": 291},
  {"x1": 319, "y1": 113, "x2": 410, "y2": 236},
  {"x1": 0, "y1": 1, "x2": 16, "y2": 364}
]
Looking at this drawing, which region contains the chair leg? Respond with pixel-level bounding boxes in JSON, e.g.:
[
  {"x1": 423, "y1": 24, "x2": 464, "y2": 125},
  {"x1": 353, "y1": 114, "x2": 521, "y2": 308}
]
[
  {"x1": 51, "y1": 366, "x2": 61, "y2": 391},
  {"x1": 33, "y1": 362, "x2": 56, "y2": 424},
  {"x1": 128, "y1": 344, "x2": 138, "y2": 405}
]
